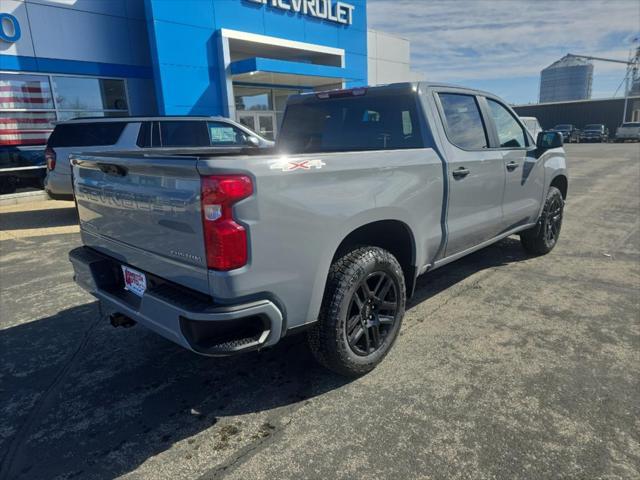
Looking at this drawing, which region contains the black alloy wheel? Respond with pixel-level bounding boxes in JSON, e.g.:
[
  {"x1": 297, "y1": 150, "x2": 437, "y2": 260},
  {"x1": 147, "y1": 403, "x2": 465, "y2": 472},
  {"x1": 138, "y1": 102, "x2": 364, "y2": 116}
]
[
  {"x1": 543, "y1": 194, "x2": 563, "y2": 246},
  {"x1": 346, "y1": 271, "x2": 399, "y2": 356},
  {"x1": 520, "y1": 186, "x2": 564, "y2": 255},
  {"x1": 308, "y1": 247, "x2": 406, "y2": 377}
]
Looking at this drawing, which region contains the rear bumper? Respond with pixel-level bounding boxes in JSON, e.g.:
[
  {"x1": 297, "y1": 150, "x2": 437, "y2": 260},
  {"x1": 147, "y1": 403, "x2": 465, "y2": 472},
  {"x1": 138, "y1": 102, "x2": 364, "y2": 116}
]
[
  {"x1": 69, "y1": 246, "x2": 283, "y2": 356},
  {"x1": 45, "y1": 170, "x2": 73, "y2": 197}
]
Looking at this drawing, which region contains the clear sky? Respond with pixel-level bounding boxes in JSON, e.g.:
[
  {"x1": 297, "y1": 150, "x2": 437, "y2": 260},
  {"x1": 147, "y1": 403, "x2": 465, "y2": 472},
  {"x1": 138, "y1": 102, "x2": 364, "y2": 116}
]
[{"x1": 367, "y1": 0, "x2": 640, "y2": 104}]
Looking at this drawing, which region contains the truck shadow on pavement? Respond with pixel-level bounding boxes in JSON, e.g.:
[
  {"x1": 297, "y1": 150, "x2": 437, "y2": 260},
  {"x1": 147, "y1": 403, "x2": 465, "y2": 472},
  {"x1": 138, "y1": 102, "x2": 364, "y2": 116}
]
[
  {"x1": 0, "y1": 302, "x2": 350, "y2": 480},
  {"x1": 409, "y1": 237, "x2": 529, "y2": 309},
  {"x1": 0, "y1": 237, "x2": 530, "y2": 480},
  {"x1": 0, "y1": 206, "x2": 77, "y2": 231}
]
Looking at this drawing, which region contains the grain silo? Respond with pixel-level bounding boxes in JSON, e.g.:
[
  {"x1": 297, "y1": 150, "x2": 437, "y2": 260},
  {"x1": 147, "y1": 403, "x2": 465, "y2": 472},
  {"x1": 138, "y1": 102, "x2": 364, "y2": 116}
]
[{"x1": 539, "y1": 55, "x2": 594, "y2": 102}]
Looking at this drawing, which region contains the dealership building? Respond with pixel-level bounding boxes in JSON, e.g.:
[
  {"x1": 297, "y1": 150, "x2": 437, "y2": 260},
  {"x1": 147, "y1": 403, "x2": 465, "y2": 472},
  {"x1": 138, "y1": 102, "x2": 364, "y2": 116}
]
[{"x1": 1, "y1": 0, "x2": 422, "y2": 146}]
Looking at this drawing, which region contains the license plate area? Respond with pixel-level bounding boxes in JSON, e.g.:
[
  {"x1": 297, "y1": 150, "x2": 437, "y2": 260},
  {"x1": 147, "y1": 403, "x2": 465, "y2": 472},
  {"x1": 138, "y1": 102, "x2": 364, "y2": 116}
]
[{"x1": 121, "y1": 265, "x2": 147, "y2": 297}]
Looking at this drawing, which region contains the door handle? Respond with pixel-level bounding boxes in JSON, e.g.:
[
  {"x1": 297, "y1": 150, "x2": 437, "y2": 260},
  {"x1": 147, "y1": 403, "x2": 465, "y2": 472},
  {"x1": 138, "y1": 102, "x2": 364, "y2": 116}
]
[
  {"x1": 452, "y1": 167, "x2": 470, "y2": 179},
  {"x1": 506, "y1": 161, "x2": 519, "y2": 172}
]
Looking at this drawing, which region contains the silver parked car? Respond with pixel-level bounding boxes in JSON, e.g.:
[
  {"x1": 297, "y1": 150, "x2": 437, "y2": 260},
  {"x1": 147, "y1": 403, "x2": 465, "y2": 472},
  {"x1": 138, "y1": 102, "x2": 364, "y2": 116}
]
[
  {"x1": 615, "y1": 122, "x2": 640, "y2": 142},
  {"x1": 520, "y1": 116, "x2": 543, "y2": 139},
  {"x1": 45, "y1": 116, "x2": 274, "y2": 199}
]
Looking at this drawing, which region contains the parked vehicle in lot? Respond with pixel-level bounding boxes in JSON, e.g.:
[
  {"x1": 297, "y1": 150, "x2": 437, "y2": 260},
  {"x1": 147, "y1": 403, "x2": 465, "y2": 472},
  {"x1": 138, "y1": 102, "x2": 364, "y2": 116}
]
[
  {"x1": 552, "y1": 124, "x2": 580, "y2": 143},
  {"x1": 580, "y1": 124, "x2": 609, "y2": 143},
  {"x1": 45, "y1": 116, "x2": 274, "y2": 199},
  {"x1": 69, "y1": 83, "x2": 568, "y2": 376},
  {"x1": 520, "y1": 116, "x2": 543, "y2": 139},
  {"x1": 614, "y1": 122, "x2": 640, "y2": 142}
]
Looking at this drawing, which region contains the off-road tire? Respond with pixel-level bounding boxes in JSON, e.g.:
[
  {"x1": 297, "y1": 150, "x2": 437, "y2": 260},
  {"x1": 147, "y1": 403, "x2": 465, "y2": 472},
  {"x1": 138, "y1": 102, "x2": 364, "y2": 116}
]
[
  {"x1": 308, "y1": 247, "x2": 406, "y2": 377},
  {"x1": 520, "y1": 186, "x2": 564, "y2": 255}
]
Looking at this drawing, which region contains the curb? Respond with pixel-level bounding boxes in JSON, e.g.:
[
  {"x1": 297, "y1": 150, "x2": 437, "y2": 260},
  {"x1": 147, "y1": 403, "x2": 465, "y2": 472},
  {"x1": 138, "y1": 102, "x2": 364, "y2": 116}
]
[{"x1": 0, "y1": 190, "x2": 50, "y2": 207}]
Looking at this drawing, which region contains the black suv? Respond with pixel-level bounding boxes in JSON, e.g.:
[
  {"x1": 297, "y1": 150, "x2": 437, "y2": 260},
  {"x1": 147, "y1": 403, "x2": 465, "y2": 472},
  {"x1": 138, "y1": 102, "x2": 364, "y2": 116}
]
[{"x1": 553, "y1": 124, "x2": 581, "y2": 143}]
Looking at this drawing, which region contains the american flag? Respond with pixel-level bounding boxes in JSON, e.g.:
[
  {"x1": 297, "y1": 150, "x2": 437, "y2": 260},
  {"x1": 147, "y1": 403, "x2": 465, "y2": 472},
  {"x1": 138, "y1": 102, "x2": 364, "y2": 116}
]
[{"x1": 0, "y1": 78, "x2": 55, "y2": 146}]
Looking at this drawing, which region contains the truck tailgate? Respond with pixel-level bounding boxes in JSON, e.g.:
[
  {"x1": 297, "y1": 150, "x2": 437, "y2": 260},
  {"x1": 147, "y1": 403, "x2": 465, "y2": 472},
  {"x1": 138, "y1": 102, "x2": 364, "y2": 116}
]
[{"x1": 71, "y1": 153, "x2": 210, "y2": 294}]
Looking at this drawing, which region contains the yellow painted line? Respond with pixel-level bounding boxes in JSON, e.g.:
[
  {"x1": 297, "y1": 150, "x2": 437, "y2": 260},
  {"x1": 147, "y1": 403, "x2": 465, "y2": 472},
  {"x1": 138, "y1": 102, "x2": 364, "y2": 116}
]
[{"x1": 0, "y1": 225, "x2": 80, "y2": 241}]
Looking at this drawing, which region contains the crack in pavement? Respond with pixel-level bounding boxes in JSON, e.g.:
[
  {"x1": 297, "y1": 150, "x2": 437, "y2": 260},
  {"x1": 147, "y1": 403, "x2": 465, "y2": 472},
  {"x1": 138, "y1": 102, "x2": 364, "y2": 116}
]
[{"x1": 0, "y1": 307, "x2": 102, "y2": 480}]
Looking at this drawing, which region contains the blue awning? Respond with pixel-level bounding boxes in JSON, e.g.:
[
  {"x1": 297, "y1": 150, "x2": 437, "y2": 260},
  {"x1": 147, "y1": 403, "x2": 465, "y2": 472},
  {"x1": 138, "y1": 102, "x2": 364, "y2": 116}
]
[{"x1": 230, "y1": 57, "x2": 352, "y2": 87}]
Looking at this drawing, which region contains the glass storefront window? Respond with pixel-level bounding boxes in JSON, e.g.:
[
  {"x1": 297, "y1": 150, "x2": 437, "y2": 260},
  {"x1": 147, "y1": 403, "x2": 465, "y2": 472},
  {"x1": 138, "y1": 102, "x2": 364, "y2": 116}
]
[
  {"x1": 52, "y1": 76, "x2": 128, "y2": 111},
  {"x1": 55, "y1": 111, "x2": 126, "y2": 122},
  {"x1": 0, "y1": 74, "x2": 54, "y2": 110},
  {"x1": 235, "y1": 86, "x2": 273, "y2": 111},
  {"x1": 0, "y1": 73, "x2": 129, "y2": 147},
  {"x1": 234, "y1": 85, "x2": 303, "y2": 139}
]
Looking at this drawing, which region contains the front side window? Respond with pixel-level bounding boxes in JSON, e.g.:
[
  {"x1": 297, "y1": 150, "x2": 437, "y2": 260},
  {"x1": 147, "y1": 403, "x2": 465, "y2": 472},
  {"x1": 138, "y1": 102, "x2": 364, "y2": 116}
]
[
  {"x1": 487, "y1": 99, "x2": 527, "y2": 148},
  {"x1": 438, "y1": 93, "x2": 488, "y2": 150},
  {"x1": 207, "y1": 122, "x2": 247, "y2": 146},
  {"x1": 159, "y1": 121, "x2": 209, "y2": 147}
]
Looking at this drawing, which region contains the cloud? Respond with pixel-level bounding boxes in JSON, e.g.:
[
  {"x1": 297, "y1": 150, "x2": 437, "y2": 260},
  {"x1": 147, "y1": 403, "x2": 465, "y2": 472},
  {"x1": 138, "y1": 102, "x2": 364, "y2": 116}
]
[{"x1": 367, "y1": 0, "x2": 639, "y2": 91}]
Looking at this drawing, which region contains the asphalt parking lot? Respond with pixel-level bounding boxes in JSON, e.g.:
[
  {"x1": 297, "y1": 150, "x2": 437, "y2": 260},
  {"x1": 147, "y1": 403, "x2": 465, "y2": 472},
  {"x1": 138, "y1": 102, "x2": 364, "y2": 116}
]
[{"x1": 0, "y1": 143, "x2": 638, "y2": 480}]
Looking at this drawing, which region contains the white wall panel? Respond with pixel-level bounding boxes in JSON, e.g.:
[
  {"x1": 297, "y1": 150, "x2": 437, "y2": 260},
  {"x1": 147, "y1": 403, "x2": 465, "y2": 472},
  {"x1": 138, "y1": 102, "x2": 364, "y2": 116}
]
[
  {"x1": 375, "y1": 31, "x2": 410, "y2": 65},
  {"x1": 367, "y1": 29, "x2": 423, "y2": 85}
]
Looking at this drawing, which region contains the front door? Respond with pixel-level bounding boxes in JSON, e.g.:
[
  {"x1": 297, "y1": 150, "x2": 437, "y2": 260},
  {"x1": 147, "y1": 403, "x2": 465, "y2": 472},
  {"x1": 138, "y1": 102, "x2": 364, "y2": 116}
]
[
  {"x1": 237, "y1": 112, "x2": 277, "y2": 140},
  {"x1": 484, "y1": 98, "x2": 545, "y2": 230},
  {"x1": 437, "y1": 92, "x2": 506, "y2": 257}
]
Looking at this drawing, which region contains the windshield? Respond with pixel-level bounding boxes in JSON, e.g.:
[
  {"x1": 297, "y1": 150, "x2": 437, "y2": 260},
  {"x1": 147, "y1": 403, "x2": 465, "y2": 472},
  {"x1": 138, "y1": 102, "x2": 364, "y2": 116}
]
[
  {"x1": 554, "y1": 124, "x2": 571, "y2": 131},
  {"x1": 278, "y1": 91, "x2": 425, "y2": 154},
  {"x1": 584, "y1": 124, "x2": 602, "y2": 130},
  {"x1": 621, "y1": 123, "x2": 640, "y2": 128}
]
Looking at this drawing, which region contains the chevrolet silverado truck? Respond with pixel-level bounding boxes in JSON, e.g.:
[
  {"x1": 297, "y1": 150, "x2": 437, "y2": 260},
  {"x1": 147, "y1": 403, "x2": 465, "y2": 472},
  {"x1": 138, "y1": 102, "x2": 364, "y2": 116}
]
[{"x1": 68, "y1": 83, "x2": 568, "y2": 377}]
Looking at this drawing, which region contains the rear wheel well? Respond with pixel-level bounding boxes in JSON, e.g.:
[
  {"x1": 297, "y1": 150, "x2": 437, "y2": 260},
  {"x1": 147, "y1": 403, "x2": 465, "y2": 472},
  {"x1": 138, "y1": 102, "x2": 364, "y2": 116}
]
[
  {"x1": 551, "y1": 175, "x2": 568, "y2": 199},
  {"x1": 333, "y1": 220, "x2": 417, "y2": 297}
]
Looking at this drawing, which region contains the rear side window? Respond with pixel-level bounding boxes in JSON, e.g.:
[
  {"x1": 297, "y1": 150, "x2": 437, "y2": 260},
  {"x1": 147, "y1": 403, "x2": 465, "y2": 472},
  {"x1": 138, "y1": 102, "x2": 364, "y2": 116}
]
[
  {"x1": 47, "y1": 122, "x2": 127, "y2": 147},
  {"x1": 438, "y1": 93, "x2": 488, "y2": 150},
  {"x1": 277, "y1": 92, "x2": 424, "y2": 153},
  {"x1": 487, "y1": 99, "x2": 527, "y2": 148},
  {"x1": 158, "y1": 121, "x2": 209, "y2": 147},
  {"x1": 207, "y1": 122, "x2": 247, "y2": 146}
]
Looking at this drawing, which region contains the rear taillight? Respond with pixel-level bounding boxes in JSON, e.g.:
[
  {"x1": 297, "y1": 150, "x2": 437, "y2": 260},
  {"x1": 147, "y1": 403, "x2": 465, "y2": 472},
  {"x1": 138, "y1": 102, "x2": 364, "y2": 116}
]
[
  {"x1": 45, "y1": 146, "x2": 56, "y2": 171},
  {"x1": 201, "y1": 175, "x2": 253, "y2": 271}
]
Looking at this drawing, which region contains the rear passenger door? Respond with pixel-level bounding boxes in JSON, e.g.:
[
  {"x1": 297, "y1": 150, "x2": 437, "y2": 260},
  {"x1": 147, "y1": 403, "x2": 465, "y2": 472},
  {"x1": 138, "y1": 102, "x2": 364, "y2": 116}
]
[
  {"x1": 484, "y1": 98, "x2": 544, "y2": 230},
  {"x1": 436, "y1": 92, "x2": 506, "y2": 256}
]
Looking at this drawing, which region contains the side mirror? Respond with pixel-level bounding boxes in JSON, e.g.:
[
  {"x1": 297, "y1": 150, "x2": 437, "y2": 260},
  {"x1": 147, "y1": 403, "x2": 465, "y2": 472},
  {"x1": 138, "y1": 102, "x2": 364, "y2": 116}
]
[
  {"x1": 245, "y1": 136, "x2": 260, "y2": 148},
  {"x1": 536, "y1": 131, "x2": 563, "y2": 151}
]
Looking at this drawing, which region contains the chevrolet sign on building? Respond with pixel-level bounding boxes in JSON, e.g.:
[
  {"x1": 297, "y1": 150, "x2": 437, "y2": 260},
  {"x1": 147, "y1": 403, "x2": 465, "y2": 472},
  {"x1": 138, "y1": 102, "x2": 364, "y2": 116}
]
[{"x1": 248, "y1": 0, "x2": 356, "y2": 25}]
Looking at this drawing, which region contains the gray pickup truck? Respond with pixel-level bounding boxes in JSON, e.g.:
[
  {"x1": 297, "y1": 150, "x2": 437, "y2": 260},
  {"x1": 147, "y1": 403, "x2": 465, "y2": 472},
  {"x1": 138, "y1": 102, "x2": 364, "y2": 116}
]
[{"x1": 69, "y1": 83, "x2": 568, "y2": 376}]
